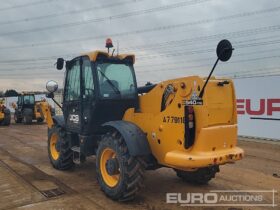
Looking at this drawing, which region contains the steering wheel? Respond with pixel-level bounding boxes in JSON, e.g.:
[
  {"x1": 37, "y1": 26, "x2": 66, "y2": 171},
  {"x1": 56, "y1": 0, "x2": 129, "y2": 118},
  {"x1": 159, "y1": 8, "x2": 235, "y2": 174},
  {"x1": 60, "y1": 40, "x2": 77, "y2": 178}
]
[{"x1": 84, "y1": 88, "x2": 95, "y2": 97}]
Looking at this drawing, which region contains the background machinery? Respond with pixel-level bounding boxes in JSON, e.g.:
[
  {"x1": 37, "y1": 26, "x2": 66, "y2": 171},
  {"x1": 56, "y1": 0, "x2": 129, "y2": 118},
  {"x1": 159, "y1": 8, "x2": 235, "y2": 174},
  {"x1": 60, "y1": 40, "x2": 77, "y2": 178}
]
[
  {"x1": 0, "y1": 98, "x2": 11, "y2": 126},
  {"x1": 14, "y1": 93, "x2": 54, "y2": 124},
  {"x1": 44, "y1": 39, "x2": 244, "y2": 201}
]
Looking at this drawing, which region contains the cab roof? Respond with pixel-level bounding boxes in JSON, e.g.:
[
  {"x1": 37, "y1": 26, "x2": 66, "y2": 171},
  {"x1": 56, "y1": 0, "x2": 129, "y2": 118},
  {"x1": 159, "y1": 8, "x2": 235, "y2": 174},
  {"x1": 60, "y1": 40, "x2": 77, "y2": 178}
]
[{"x1": 83, "y1": 51, "x2": 135, "y2": 64}]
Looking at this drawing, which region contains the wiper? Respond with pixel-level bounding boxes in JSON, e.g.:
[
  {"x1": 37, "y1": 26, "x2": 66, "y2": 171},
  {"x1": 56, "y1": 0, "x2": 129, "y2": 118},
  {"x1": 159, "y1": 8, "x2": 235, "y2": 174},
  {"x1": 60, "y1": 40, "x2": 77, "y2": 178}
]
[{"x1": 98, "y1": 70, "x2": 121, "y2": 95}]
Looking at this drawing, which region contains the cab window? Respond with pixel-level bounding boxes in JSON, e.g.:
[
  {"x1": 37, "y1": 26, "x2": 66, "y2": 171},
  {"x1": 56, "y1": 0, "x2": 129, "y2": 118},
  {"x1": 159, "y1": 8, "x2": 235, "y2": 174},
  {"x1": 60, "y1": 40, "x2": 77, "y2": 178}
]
[
  {"x1": 82, "y1": 59, "x2": 95, "y2": 100},
  {"x1": 65, "y1": 60, "x2": 81, "y2": 101},
  {"x1": 97, "y1": 63, "x2": 136, "y2": 99}
]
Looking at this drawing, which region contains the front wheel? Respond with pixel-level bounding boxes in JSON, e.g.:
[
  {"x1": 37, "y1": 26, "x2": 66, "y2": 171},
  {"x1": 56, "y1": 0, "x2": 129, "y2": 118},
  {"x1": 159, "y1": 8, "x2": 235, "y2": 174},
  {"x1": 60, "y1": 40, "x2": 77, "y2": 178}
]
[
  {"x1": 96, "y1": 131, "x2": 145, "y2": 201},
  {"x1": 3, "y1": 109, "x2": 11, "y2": 126},
  {"x1": 48, "y1": 125, "x2": 74, "y2": 170},
  {"x1": 37, "y1": 118, "x2": 44, "y2": 123},
  {"x1": 22, "y1": 109, "x2": 33, "y2": 124},
  {"x1": 175, "y1": 166, "x2": 219, "y2": 185}
]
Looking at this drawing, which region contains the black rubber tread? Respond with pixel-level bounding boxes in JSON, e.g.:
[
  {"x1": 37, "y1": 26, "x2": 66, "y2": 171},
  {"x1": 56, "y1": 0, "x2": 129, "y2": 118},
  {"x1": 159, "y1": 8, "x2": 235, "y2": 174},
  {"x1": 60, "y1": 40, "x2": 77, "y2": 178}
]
[
  {"x1": 23, "y1": 108, "x2": 33, "y2": 124},
  {"x1": 37, "y1": 118, "x2": 44, "y2": 123},
  {"x1": 2, "y1": 110, "x2": 11, "y2": 126},
  {"x1": 48, "y1": 125, "x2": 74, "y2": 170},
  {"x1": 175, "y1": 165, "x2": 220, "y2": 185},
  {"x1": 14, "y1": 110, "x2": 22, "y2": 123},
  {"x1": 96, "y1": 131, "x2": 145, "y2": 201}
]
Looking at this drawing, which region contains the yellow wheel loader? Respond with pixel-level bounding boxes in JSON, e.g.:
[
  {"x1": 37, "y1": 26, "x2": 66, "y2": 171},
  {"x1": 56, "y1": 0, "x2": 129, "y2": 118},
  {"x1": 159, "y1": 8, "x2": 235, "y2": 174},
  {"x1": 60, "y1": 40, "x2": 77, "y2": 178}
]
[
  {"x1": 13, "y1": 93, "x2": 54, "y2": 124},
  {"x1": 43, "y1": 39, "x2": 244, "y2": 201},
  {"x1": 0, "y1": 98, "x2": 11, "y2": 126}
]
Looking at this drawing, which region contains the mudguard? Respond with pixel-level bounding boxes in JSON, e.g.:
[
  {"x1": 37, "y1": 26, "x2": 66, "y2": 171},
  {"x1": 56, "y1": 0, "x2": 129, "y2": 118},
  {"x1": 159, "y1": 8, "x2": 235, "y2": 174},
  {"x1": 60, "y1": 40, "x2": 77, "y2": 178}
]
[
  {"x1": 52, "y1": 115, "x2": 65, "y2": 127},
  {"x1": 102, "y1": 121, "x2": 151, "y2": 156}
]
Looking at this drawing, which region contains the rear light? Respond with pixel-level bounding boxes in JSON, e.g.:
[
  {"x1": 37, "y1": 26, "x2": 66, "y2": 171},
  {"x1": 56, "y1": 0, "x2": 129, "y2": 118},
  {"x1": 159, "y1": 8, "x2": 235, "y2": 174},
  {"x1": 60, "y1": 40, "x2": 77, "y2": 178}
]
[
  {"x1": 189, "y1": 121, "x2": 194, "y2": 129},
  {"x1": 184, "y1": 106, "x2": 195, "y2": 149},
  {"x1": 188, "y1": 106, "x2": 194, "y2": 113}
]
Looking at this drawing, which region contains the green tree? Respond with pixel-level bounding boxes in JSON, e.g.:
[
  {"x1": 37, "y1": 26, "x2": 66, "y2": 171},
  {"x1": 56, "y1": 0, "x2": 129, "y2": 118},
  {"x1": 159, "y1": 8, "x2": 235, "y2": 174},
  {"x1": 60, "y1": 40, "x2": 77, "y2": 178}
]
[{"x1": 4, "y1": 89, "x2": 19, "y2": 97}]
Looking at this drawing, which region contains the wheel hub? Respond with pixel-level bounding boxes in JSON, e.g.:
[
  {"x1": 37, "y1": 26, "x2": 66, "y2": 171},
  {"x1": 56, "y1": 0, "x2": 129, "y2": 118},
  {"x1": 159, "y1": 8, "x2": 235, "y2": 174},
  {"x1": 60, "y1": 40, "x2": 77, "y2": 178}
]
[
  {"x1": 55, "y1": 139, "x2": 62, "y2": 152},
  {"x1": 105, "y1": 158, "x2": 119, "y2": 176}
]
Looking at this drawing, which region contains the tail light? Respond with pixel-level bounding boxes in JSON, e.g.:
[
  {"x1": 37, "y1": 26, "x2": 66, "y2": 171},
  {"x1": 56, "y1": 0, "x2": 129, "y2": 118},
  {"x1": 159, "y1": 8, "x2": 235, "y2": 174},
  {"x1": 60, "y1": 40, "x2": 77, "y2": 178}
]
[{"x1": 184, "y1": 106, "x2": 195, "y2": 149}]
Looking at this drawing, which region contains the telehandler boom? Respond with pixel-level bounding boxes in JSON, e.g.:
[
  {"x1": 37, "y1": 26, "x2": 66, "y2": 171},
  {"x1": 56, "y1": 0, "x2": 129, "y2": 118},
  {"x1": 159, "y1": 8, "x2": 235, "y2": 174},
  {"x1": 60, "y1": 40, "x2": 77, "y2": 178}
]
[{"x1": 43, "y1": 39, "x2": 244, "y2": 201}]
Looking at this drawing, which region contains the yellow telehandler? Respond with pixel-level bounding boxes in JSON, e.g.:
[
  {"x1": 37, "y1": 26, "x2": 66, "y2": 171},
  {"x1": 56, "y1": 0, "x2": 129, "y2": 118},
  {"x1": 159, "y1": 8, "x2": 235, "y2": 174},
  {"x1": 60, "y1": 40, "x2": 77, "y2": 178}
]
[
  {"x1": 13, "y1": 93, "x2": 54, "y2": 124},
  {"x1": 0, "y1": 98, "x2": 11, "y2": 126},
  {"x1": 42, "y1": 39, "x2": 243, "y2": 201}
]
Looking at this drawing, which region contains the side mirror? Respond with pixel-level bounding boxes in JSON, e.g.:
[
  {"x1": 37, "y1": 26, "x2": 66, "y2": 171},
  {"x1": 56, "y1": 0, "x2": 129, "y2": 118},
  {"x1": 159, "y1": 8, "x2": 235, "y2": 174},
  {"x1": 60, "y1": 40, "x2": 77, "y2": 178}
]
[
  {"x1": 56, "y1": 58, "x2": 64, "y2": 70},
  {"x1": 46, "y1": 80, "x2": 58, "y2": 93},
  {"x1": 216, "y1": 39, "x2": 234, "y2": 62}
]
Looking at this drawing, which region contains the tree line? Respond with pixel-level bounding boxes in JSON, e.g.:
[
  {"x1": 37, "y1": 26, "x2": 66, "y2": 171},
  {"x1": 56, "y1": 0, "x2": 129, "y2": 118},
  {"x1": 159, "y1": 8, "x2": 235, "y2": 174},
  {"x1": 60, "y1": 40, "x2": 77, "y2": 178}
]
[{"x1": 0, "y1": 89, "x2": 47, "y2": 97}]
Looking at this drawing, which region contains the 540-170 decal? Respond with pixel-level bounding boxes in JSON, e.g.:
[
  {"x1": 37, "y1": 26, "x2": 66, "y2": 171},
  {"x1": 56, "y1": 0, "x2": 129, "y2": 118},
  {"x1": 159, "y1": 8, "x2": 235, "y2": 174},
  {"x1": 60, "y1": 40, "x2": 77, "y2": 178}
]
[{"x1": 163, "y1": 116, "x2": 185, "y2": 124}]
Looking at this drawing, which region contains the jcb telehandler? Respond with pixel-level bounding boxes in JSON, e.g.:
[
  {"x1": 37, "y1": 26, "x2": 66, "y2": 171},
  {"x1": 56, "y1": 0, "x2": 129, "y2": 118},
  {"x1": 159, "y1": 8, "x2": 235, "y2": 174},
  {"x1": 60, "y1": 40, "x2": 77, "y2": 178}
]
[
  {"x1": 13, "y1": 93, "x2": 54, "y2": 124},
  {"x1": 44, "y1": 39, "x2": 244, "y2": 201},
  {"x1": 0, "y1": 98, "x2": 11, "y2": 126}
]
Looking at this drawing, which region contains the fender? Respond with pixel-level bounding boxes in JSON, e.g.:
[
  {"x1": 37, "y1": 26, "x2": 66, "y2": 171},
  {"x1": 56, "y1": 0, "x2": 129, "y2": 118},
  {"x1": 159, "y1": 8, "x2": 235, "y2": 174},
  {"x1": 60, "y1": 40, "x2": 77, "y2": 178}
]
[
  {"x1": 102, "y1": 121, "x2": 151, "y2": 156},
  {"x1": 52, "y1": 115, "x2": 65, "y2": 127}
]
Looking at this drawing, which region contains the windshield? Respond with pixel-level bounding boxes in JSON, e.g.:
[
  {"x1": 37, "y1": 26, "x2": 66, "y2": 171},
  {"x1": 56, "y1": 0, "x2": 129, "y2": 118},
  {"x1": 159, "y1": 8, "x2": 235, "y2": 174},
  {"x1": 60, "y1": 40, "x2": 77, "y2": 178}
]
[
  {"x1": 97, "y1": 63, "x2": 136, "y2": 99},
  {"x1": 23, "y1": 95, "x2": 35, "y2": 104}
]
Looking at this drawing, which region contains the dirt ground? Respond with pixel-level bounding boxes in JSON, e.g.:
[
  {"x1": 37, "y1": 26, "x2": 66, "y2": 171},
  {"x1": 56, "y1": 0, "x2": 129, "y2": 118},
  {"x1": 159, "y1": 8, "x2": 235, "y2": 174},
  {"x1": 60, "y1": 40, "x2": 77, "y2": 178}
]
[{"x1": 0, "y1": 123, "x2": 279, "y2": 210}]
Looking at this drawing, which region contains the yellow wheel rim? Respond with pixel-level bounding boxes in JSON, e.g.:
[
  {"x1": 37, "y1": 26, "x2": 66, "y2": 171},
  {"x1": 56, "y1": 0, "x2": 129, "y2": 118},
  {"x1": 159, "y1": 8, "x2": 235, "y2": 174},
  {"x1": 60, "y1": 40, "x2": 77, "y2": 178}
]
[
  {"x1": 100, "y1": 148, "x2": 120, "y2": 187},
  {"x1": 50, "y1": 134, "x2": 60, "y2": 160}
]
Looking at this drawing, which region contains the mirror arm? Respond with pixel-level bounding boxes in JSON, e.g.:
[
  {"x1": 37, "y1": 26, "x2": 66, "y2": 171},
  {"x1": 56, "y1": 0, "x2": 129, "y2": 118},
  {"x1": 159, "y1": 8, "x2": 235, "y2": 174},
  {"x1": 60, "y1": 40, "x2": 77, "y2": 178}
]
[
  {"x1": 52, "y1": 98, "x2": 62, "y2": 109},
  {"x1": 46, "y1": 93, "x2": 62, "y2": 109},
  {"x1": 199, "y1": 58, "x2": 219, "y2": 98}
]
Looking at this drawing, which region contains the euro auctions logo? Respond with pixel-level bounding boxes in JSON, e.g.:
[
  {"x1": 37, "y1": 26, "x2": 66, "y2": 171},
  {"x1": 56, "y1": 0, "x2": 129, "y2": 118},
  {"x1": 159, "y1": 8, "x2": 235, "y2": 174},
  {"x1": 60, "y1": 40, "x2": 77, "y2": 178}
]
[
  {"x1": 237, "y1": 99, "x2": 280, "y2": 116},
  {"x1": 166, "y1": 190, "x2": 277, "y2": 207}
]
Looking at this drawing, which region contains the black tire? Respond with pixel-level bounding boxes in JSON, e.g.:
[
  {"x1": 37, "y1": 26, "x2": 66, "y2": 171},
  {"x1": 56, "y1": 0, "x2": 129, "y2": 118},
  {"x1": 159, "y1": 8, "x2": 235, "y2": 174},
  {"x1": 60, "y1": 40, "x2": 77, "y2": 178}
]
[
  {"x1": 96, "y1": 131, "x2": 145, "y2": 201},
  {"x1": 48, "y1": 124, "x2": 74, "y2": 170},
  {"x1": 175, "y1": 166, "x2": 219, "y2": 185},
  {"x1": 3, "y1": 109, "x2": 11, "y2": 126},
  {"x1": 14, "y1": 109, "x2": 22, "y2": 123},
  {"x1": 37, "y1": 118, "x2": 44, "y2": 123},
  {"x1": 14, "y1": 114, "x2": 22, "y2": 123},
  {"x1": 22, "y1": 108, "x2": 33, "y2": 124}
]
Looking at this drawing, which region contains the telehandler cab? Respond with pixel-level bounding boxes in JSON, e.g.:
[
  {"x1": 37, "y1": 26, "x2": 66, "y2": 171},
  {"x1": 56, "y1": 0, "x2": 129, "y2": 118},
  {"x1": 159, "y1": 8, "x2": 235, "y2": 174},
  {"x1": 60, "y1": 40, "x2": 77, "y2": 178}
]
[
  {"x1": 0, "y1": 98, "x2": 11, "y2": 126},
  {"x1": 44, "y1": 39, "x2": 244, "y2": 201}
]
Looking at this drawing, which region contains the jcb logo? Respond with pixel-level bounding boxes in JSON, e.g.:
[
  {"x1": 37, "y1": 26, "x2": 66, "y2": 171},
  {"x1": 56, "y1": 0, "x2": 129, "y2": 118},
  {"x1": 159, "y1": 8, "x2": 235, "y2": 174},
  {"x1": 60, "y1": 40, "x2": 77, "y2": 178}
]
[{"x1": 69, "y1": 114, "x2": 79, "y2": 124}]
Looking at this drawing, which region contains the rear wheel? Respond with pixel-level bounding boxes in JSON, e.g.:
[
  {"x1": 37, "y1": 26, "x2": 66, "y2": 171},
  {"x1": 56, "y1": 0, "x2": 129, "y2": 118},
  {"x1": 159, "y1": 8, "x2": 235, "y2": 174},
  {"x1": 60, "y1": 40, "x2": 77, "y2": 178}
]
[
  {"x1": 175, "y1": 166, "x2": 219, "y2": 184},
  {"x1": 48, "y1": 124, "x2": 74, "y2": 170},
  {"x1": 96, "y1": 131, "x2": 145, "y2": 201}
]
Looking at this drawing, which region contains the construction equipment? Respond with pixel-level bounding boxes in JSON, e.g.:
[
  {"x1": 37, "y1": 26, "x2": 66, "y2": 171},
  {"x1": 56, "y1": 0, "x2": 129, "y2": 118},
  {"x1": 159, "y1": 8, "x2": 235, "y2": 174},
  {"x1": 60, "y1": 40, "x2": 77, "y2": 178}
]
[
  {"x1": 0, "y1": 98, "x2": 11, "y2": 126},
  {"x1": 44, "y1": 39, "x2": 244, "y2": 201},
  {"x1": 14, "y1": 93, "x2": 54, "y2": 124}
]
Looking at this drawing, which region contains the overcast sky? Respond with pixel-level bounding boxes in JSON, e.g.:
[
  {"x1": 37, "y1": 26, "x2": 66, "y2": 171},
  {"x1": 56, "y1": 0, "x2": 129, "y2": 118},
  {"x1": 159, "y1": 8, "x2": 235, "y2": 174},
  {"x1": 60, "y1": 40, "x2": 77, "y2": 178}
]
[{"x1": 0, "y1": 0, "x2": 279, "y2": 91}]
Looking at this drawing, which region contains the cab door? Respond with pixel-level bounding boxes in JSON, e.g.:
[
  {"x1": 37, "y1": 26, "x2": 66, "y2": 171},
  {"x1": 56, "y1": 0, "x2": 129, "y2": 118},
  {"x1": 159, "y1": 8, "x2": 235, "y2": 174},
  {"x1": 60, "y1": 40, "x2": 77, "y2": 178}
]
[
  {"x1": 81, "y1": 56, "x2": 97, "y2": 135},
  {"x1": 63, "y1": 57, "x2": 82, "y2": 133}
]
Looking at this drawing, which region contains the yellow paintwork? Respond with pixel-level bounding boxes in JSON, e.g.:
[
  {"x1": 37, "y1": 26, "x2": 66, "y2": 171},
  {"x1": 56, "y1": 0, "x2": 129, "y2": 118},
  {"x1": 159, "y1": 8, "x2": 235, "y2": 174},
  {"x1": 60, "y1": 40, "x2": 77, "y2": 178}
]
[
  {"x1": 123, "y1": 76, "x2": 244, "y2": 171},
  {"x1": 83, "y1": 51, "x2": 135, "y2": 64},
  {"x1": 35, "y1": 101, "x2": 54, "y2": 128},
  {"x1": 100, "y1": 148, "x2": 120, "y2": 187},
  {"x1": 50, "y1": 133, "x2": 59, "y2": 160},
  {"x1": 0, "y1": 100, "x2": 6, "y2": 121},
  {"x1": 0, "y1": 112, "x2": 4, "y2": 120}
]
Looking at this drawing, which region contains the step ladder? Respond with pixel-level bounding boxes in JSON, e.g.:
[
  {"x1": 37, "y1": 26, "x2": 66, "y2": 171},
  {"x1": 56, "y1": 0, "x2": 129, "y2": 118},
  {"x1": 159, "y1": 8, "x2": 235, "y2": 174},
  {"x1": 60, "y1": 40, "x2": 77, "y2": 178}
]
[{"x1": 71, "y1": 146, "x2": 85, "y2": 164}]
